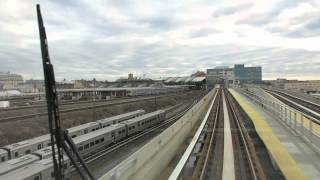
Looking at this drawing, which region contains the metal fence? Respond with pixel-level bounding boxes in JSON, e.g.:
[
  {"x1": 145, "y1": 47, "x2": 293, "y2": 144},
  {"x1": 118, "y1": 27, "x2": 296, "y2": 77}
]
[{"x1": 236, "y1": 88, "x2": 320, "y2": 151}]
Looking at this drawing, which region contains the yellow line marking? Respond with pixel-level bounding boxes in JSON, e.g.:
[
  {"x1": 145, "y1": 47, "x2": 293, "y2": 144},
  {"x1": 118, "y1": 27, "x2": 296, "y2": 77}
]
[{"x1": 229, "y1": 89, "x2": 308, "y2": 180}]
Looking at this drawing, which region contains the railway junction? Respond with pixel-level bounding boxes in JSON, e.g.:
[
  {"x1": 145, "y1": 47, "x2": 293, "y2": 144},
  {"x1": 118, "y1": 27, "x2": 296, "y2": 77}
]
[{"x1": 0, "y1": 86, "x2": 319, "y2": 180}]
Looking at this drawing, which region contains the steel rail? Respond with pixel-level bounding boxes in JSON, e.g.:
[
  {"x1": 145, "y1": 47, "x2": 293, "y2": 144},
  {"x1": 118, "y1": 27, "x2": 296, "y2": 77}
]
[
  {"x1": 71, "y1": 99, "x2": 199, "y2": 177},
  {"x1": 225, "y1": 90, "x2": 258, "y2": 180},
  {"x1": 266, "y1": 89, "x2": 320, "y2": 109},
  {"x1": 168, "y1": 90, "x2": 219, "y2": 180},
  {"x1": 199, "y1": 90, "x2": 221, "y2": 179},
  {"x1": 265, "y1": 90, "x2": 320, "y2": 119},
  {"x1": 0, "y1": 94, "x2": 178, "y2": 123}
]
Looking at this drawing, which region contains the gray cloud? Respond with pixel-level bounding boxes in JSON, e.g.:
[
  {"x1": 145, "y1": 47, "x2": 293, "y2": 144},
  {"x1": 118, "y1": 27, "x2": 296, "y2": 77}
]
[
  {"x1": 213, "y1": 3, "x2": 253, "y2": 18},
  {"x1": 0, "y1": 0, "x2": 319, "y2": 81},
  {"x1": 285, "y1": 18, "x2": 320, "y2": 38},
  {"x1": 236, "y1": 0, "x2": 304, "y2": 26}
]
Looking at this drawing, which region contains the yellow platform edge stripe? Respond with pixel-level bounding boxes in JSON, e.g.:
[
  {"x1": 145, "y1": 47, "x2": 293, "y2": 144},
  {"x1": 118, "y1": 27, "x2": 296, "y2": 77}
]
[{"x1": 229, "y1": 89, "x2": 308, "y2": 180}]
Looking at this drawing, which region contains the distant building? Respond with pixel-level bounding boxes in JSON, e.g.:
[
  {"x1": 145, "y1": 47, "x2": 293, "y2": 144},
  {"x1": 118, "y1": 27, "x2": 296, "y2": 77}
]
[
  {"x1": 206, "y1": 67, "x2": 234, "y2": 88},
  {"x1": 206, "y1": 64, "x2": 262, "y2": 88},
  {"x1": 23, "y1": 79, "x2": 45, "y2": 93},
  {"x1": 0, "y1": 72, "x2": 23, "y2": 90},
  {"x1": 74, "y1": 80, "x2": 90, "y2": 89},
  {"x1": 128, "y1": 73, "x2": 134, "y2": 80},
  {"x1": 234, "y1": 64, "x2": 262, "y2": 83}
]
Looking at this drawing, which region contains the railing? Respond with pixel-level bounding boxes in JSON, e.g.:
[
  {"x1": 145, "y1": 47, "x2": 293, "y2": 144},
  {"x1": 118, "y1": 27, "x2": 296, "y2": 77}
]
[{"x1": 236, "y1": 88, "x2": 320, "y2": 151}]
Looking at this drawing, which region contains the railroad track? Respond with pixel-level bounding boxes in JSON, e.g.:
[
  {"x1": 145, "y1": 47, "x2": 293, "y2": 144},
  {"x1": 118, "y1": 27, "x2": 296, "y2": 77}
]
[
  {"x1": 265, "y1": 89, "x2": 320, "y2": 120},
  {"x1": 0, "y1": 94, "x2": 179, "y2": 123},
  {"x1": 70, "y1": 96, "x2": 199, "y2": 179},
  {"x1": 225, "y1": 89, "x2": 266, "y2": 180},
  {"x1": 0, "y1": 97, "x2": 131, "y2": 111},
  {"x1": 198, "y1": 88, "x2": 223, "y2": 179},
  {"x1": 175, "y1": 88, "x2": 276, "y2": 180}
]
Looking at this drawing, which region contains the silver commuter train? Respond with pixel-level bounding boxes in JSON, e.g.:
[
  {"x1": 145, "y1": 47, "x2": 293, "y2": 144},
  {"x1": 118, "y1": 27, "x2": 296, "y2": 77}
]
[
  {"x1": 0, "y1": 110, "x2": 145, "y2": 163},
  {"x1": 0, "y1": 147, "x2": 54, "y2": 176},
  {"x1": 0, "y1": 110, "x2": 166, "y2": 180},
  {"x1": 0, "y1": 156, "x2": 71, "y2": 180}
]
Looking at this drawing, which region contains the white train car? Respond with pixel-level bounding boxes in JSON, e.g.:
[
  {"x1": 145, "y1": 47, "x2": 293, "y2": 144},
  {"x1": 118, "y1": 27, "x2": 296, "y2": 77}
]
[
  {"x1": 67, "y1": 122, "x2": 100, "y2": 138},
  {"x1": 0, "y1": 110, "x2": 145, "y2": 162},
  {"x1": 97, "y1": 110, "x2": 145, "y2": 128},
  {"x1": 0, "y1": 154, "x2": 41, "y2": 176},
  {"x1": 0, "y1": 110, "x2": 167, "y2": 179},
  {"x1": 121, "y1": 110, "x2": 166, "y2": 135},
  {"x1": 0, "y1": 149, "x2": 8, "y2": 163},
  {"x1": 1, "y1": 135, "x2": 50, "y2": 160},
  {"x1": 67, "y1": 110, "x2": 145, "y2": 138},
  {"x1": 0, "y1": 146, "x2": 55, "y2": 176},
  {"x1": 0, "y1": 156, "x2": 71, "y2": 180},
  {"x1": 73, "y1": 124, "x2": 126, "y2": 159}
]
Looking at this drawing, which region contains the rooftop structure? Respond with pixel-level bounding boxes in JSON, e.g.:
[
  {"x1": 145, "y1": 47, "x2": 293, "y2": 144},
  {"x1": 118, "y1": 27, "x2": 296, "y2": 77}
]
[
  {"x1": 0, "y1": 72, "x2": 23, "y2": 90},
  {"x1": 206, "y1": 64, "x2": 262, "y2": 88}
]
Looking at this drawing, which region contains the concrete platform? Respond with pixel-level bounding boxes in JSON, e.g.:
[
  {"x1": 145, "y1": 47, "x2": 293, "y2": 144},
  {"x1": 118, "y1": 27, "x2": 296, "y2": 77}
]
[{"x1": 230, "y1": 89, "x2": 320, "y2": 180}]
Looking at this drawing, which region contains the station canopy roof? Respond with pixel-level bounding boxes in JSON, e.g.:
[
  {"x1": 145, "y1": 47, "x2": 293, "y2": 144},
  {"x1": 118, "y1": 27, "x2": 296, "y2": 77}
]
[{"x1": 192, "y1": 77, "x2": 206, "y2": 82}]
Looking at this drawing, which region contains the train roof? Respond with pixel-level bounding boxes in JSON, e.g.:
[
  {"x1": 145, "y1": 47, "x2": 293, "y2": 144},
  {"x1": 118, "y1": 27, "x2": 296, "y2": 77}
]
[
  {"x1": 122, "y1": 110, "x2": 165, "y2": 124},
  {"x1": 0, "y1": 154, "x2": 39, "y2": 176},
  {"x1": 3, "y1": 134, "x2": 50, "y2": 151},
  {"x1": 73, "y1": 123, "x2": 125, "y2": 144},
  {"x1": 32, "y1": 146, "x2": 53, "y2": 158},
  {"x1": 0, "y1": 157, "x2": 66, "y2": 180},
  {"x1": 67, "y1": 122, "x2": 100, "y2": 133},
  {"x1": 97, "y1": 110, "x2": 145, "y2": 124},
  {"x1": 0, "y1": 149, "x2": 7, "y2": 154}
]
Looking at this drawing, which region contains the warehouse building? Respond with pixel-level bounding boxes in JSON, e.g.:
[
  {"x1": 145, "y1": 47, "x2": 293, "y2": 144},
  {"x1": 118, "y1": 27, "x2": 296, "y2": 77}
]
[{"x1": 0, "y1": 72, "x2": 23, "y2": 90}]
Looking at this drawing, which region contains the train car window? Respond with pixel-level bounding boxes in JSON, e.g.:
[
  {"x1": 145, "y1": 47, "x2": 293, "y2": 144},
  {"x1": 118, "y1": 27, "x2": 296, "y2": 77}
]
[
  {"x1": 85, "y1": 144, "x2": 89, "y2": 149},
  {"x1": 51, "y1": 172, "x2": 55, "y2": 178},
  {"x1": 96, "y1": 128, "x2": 99, "y2": 130},
  {"x1": 34, "y1": 176, "x2": 40, "y2": 180},
  {"x1": 72, "y1": 135, "x2": 76, "y2": 138},
  {"x1": 64, "y1": 163, "x2": 68, "y2": 169},
  {"x1": 122, "y1": 129, "x2": 125, "y2": 133},
  {"x1": 103, "y1": 125, "x2": 106, "y2": 128},
  {"x1": 37, "y1": 144, "x2": 42, "y2": 150},
  {"x1": 48, "y1": 142, "x2": 52, "y2": 146},
  {"x1": 1, "y1": 157, "x2": 5, "y2": 162},
  {"x1": 118, "y1": 131, "x2": 121, "y2": 134},
  {"x1": 25, "y1": 150, "x2": 31, "y2": 154},
  {"x1": 84, "y1": 130, "x2": 88, "y2": 134},
  {"x1": 90, "y1": 142, "x2": 94, "y2": 146},
  {"x1": 95, "y1": 140, "x2": 99, "y2": 144},
  {"x1": 15, "y1": 152, "x2": 19, "y2": 158},
  {"x1": 113, "y1": 121, "x2": 116, "y2": 124},
  {"x1": 92, "y1": 129, "x2": 95, "y2": 132},
  {"x1": 78, "y1": 146, "x2": 83, "y2": 151},
  {"x1": 101, "y1": 138, "x2": 105, "y2": 142}
]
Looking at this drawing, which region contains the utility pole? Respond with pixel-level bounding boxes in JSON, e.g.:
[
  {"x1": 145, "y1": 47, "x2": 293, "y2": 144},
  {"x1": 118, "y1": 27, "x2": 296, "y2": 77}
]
[{"x1": 37, "y1": 4, "x2": 95, "y2": 180}]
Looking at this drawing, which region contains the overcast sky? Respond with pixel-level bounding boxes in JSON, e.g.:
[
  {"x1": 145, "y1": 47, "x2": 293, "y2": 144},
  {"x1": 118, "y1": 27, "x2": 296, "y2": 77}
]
[{"x1": 0, "y1": 0, "x2": 319, "y2": 81}]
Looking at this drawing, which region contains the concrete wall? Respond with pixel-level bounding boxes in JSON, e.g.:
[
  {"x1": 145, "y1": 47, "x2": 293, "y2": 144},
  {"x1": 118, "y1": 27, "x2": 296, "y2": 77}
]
[{"x1": 98, "y1": 89, "x2": 216, "y2": 180}]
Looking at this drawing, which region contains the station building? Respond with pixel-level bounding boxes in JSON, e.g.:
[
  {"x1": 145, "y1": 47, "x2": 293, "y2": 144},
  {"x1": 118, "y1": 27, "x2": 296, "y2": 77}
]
[{"x1": 206, "y1": 64, "x2": 262, "y2": 88}]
